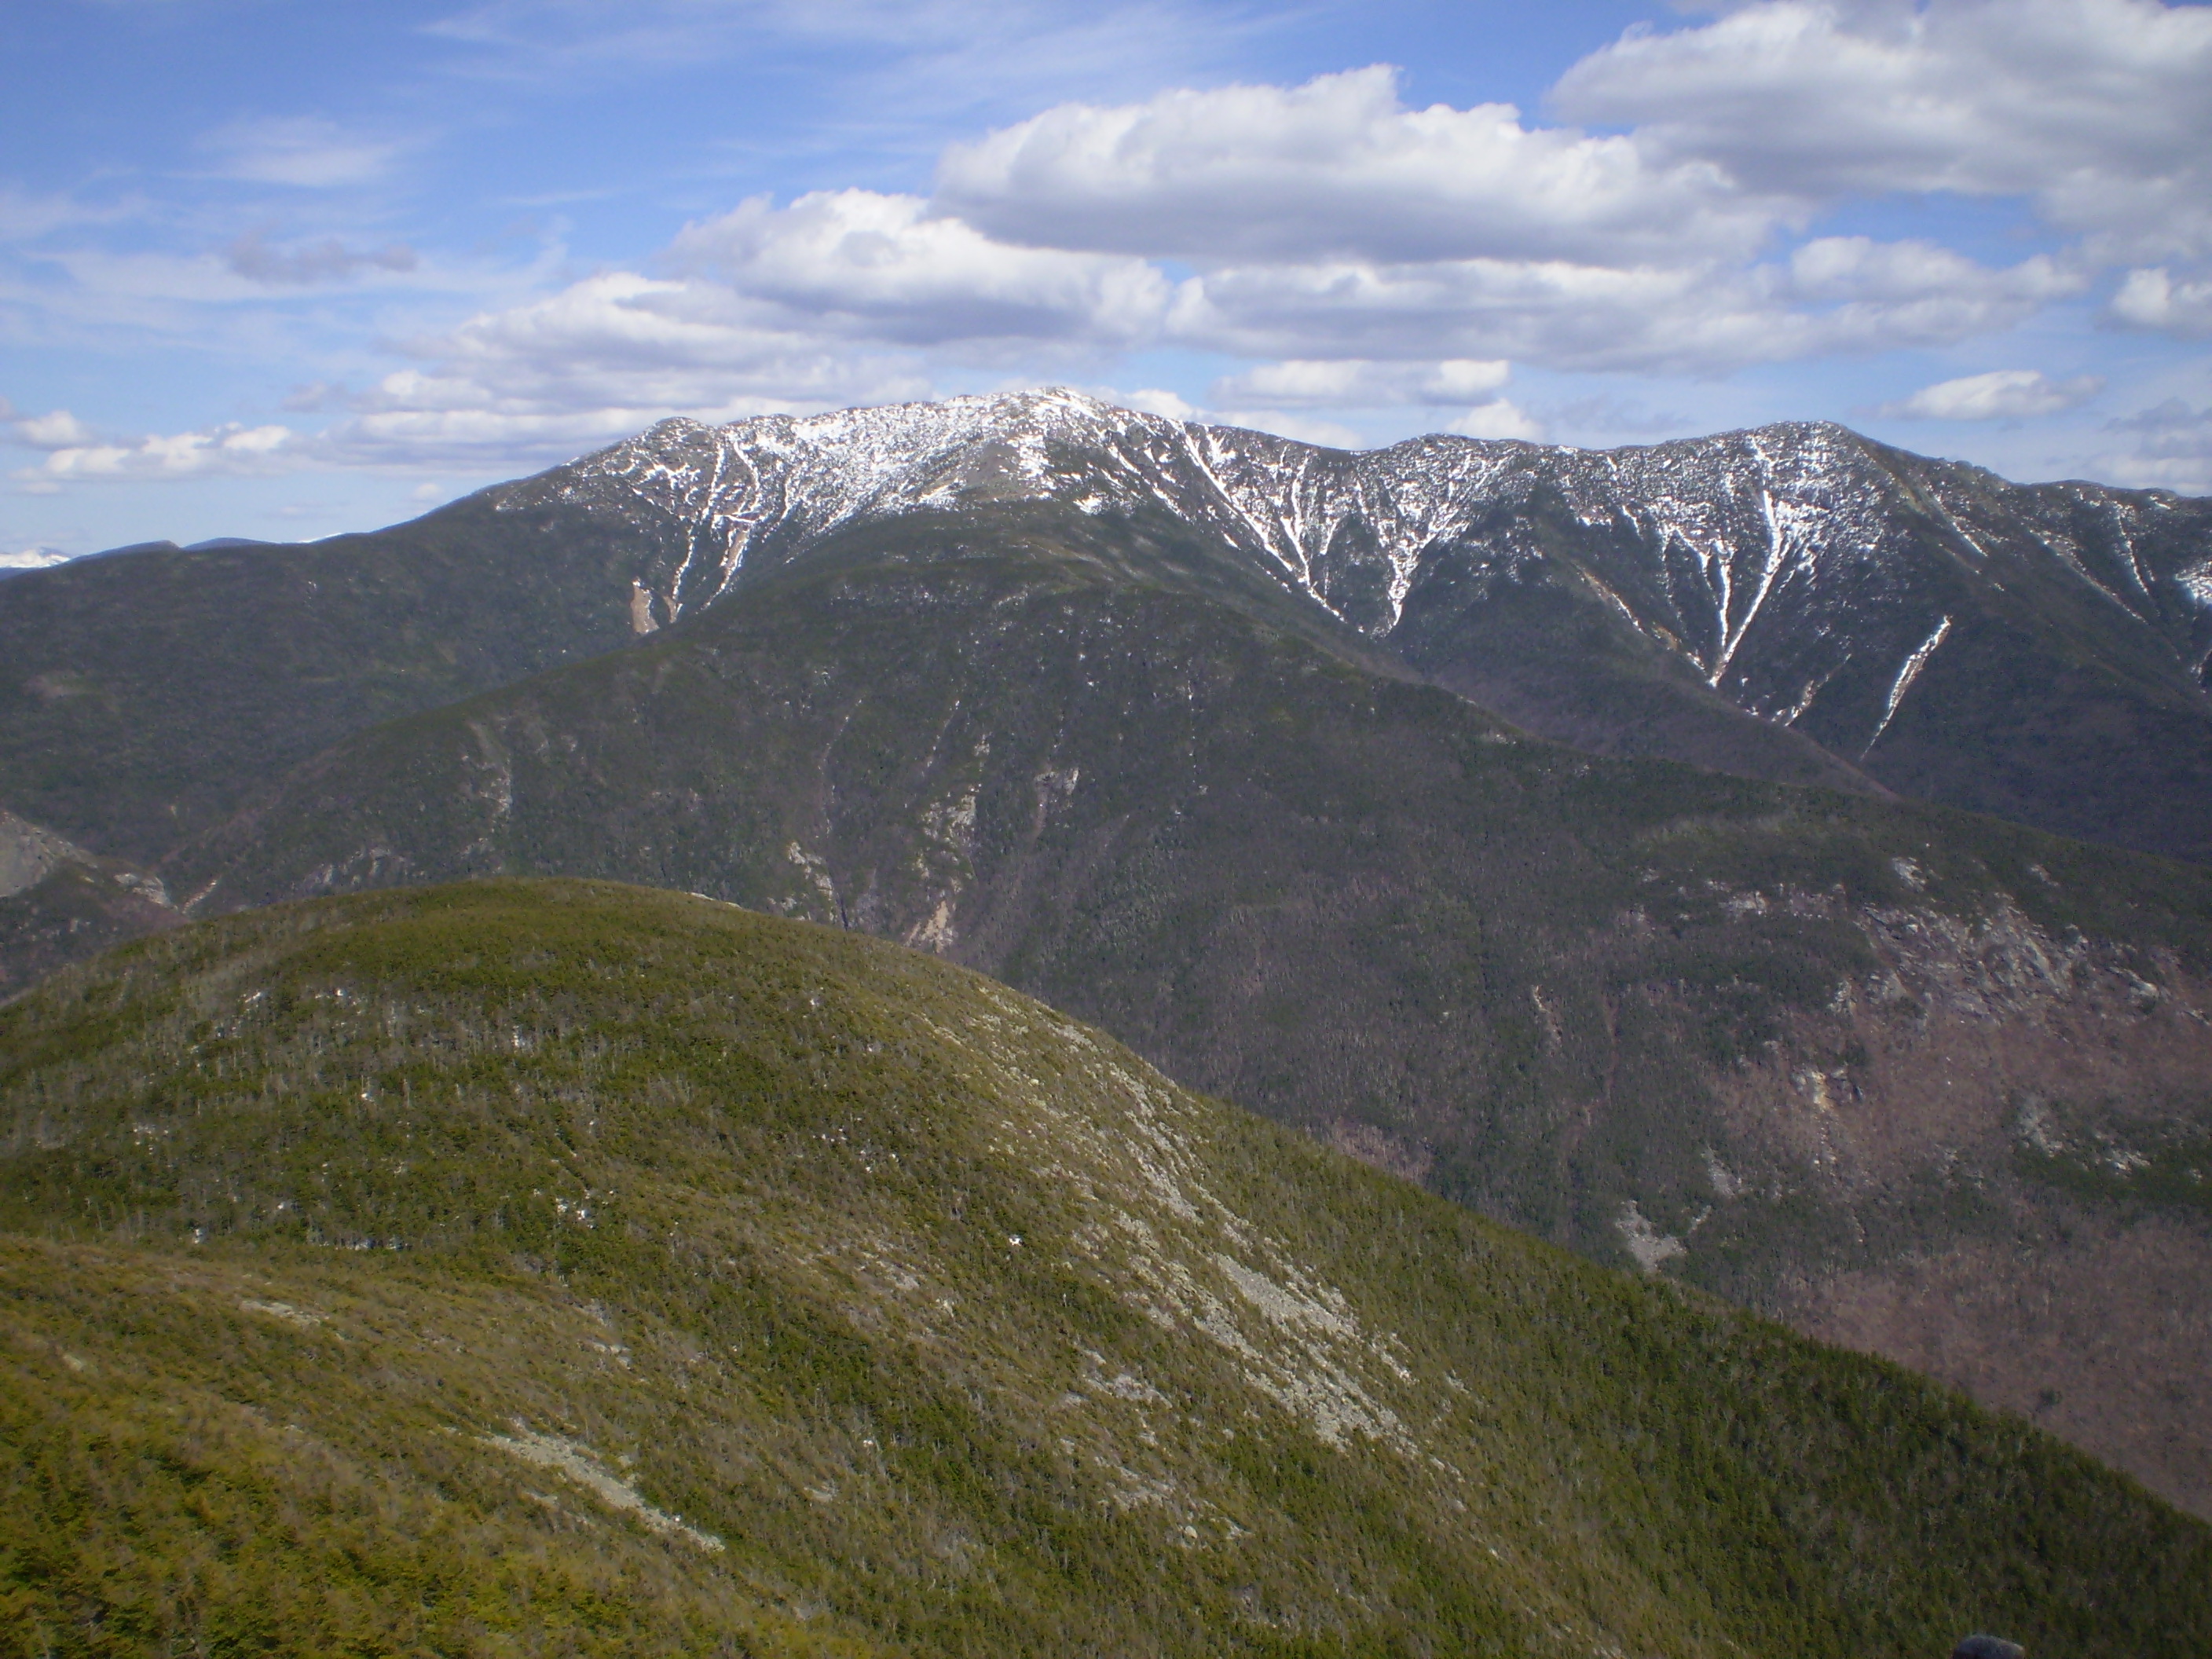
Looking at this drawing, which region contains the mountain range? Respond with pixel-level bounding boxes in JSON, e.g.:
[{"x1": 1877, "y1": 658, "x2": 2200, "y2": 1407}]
[{"x1": 3, "y1": 391, "x2": 2210, "y2": 1529}]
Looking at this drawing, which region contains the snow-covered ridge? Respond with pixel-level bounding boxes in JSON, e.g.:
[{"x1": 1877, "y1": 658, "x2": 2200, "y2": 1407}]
[{"x1": 493, "y1": 390, "x2": 2212, "y2": 743}]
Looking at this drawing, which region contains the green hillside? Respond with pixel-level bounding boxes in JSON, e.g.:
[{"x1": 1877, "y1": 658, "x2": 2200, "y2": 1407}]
[{"x1": 2, "y1": 879, "x2": 2207, "y2": 1657}]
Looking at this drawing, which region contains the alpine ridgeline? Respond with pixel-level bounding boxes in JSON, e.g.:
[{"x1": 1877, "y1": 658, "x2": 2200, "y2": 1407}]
[
  {"x1": 509, "y1": 390, "x2": 2212, "y2": 858},
  {"x1": 5, "y1": 391, "x2": 2210, "y2": 872},
  {"x1": 5, "y1": 394, "x2": 2212, "y2": 1522},
  {"x1": 3, "y1": 880, "x2": 2206, "y2": 1657}
]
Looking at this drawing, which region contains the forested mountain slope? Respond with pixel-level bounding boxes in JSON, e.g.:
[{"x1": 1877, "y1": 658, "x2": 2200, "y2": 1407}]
[
  {"x1": 3, "y1": 881, "x2": 2203, "y2": 1657},
  {"x1": 165, "y1": 506, "x2": 2212, "y2": 1518}
]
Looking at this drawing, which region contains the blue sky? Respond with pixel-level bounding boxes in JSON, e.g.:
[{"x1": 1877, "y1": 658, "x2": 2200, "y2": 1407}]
[{"x1": 5, "y1": 0, "x2": 2210, "y2": 561}]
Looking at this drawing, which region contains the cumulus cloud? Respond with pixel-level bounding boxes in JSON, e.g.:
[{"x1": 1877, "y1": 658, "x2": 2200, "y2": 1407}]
[
  {"x1": 1110, "y1": 386, "x2": 1200, "y2": 419},
  {"x1": 0, "y1": 546, "x2": 73, "y2": 572},
  {"x1": 1448, "y1": 399, "x2": 1545, "y2": 441},
  {"x1": 328, "y1": 271, "x2": 932, "y2": 466},
  {"x1": 667, "y1": 189, "x2": 1170, "y2": 346},
  {"x1": 1165, "y1": 240, "x2": 2073, "y2": 375},
  {"x1": 289, "y1": 193, "x2": 1185, "y2": 470},
  {"x1": 1555, "y1": 0, "x2": 2212, "y2": 265},
  {"x1": 10, "y1": 409, "x2": 97, "y2": 449},
  {"x1": 938, "y1": 65, "x2": 1784, "y2": 266},
  {"x1": 23, "y1": 422, "x2": 298, "y2": 482},
  {"x1": 2109, "y1": 266, "x2": 2212, "y2": 336},
  {"x1": 225, "y1": 233, "x2": 418, "y2": 286},
  {"x1": 1785, "y1": 236, "x2": 2074, "y2": 305},
  {"x1": 1877, "y1": 368, "x2": 2104, "y2": 419},
  {"x1": 38, "y1": 8, "x2": 2204, "y2": 487},
  {"x1": 1209, "y1": 357, "x2": 1510, "y2": 408},
  {"x1": 1210, "y1": 409, "x2": 1366, "y2": 449}
]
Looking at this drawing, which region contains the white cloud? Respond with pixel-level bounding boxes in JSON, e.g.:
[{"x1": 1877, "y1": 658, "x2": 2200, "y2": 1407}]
[
  {"x1": 1877, "y1": 368, "x2": 2104, "y2": 419},
  {"x1": 668, "y1": 189, "x2": 1171, "y2": 347},
  {"x1": 2109, "y1": 266, "x2": 2212, "y2": 336},
  {"x1": 1209, "y1": 357, "x2": 1510, "y2": 408},
  {"x1": 328, "y1": 270, "x2": 931, "y2": 467},
  {"x1": 1111, "y1": 386, "x2": 1199, "y2": 419},
  {"x1": 26, "y1": 11, "x2": 2199, "y2": 490},
  {"x1": 0, "y1": 546, "x2": 73, "y2": 572},
  {"x1": 1165, "y1": 240, "x2": 2072, "y2": 374},
  {"x1": 1555, "y1": 0, "x2": 2212, "y2": 265},
  {"x1": 0, "y1": 186, "x2": 148, "y2": 246},
  {"x1": 11, "y1": 410, "x2": 97, "y2": 449},
  {"x1": 25, "y1": 423, "x2": 298, "y2": 482},
  {"x1": 938, "y1": 65, "x2": 1785, "y2": 267},
  {"x1": 1448, "y1": 399, "x2": 1545, "y2": 441},
  {"x1": 1785, "y1": 236, "x2": 2076, "y2": 306},
  {"x1": 274, "y1": 189, "x2": 1181, "y2": 470},
  {"x1": 1210, "y1": 409, "x2": 1365, "y2": 449},
  {"x1": 200, "y1": 117, "x2": 404, "y2": 189}
]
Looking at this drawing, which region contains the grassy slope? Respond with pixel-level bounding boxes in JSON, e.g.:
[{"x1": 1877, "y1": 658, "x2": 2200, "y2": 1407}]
[{"x1": 2, "y1": 878, "x2": 2207, "y2": 1657}]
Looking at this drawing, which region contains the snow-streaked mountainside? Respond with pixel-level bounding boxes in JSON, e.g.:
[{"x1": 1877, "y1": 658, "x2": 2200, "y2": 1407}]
[
  {"x1": 496, "y1": 388, "x2": 2212, "y2": 861},
  {"x1": 501, "y1": 387, "x2": 2212, "y2": 732}
]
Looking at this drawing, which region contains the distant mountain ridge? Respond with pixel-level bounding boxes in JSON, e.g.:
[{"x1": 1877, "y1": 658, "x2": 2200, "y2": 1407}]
[
  {"x1": 4, "y1": 392, "x2": 2207, "y2": 871},
  {"x1": 506, "y1": 390, "x2": 2212, "y2": 858},
  {"x1": 511, "y1": 390, "x2": 2208, "y2": 662}
]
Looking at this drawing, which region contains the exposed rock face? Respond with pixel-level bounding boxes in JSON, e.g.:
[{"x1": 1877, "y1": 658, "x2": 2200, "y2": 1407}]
[
  {"x1": 0, "y1": 809, "x2": 75, "y2": 899},
  {"x1": 1683, "y1": 888, "x2": 2212, "y2": 1517},
  {"x1": 0, "y1": 808, "x2": 181, "y2": 1000}
]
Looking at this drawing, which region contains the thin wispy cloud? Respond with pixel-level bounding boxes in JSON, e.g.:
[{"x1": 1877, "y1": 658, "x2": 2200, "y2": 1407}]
[{"x1": 199, "y1": 117, "x2": 406, "y2": 189}]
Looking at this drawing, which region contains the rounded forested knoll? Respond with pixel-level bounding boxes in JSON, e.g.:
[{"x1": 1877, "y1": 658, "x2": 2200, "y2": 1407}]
[{"x1": 2, "y1": 879, "x2": 2206, "y2": 1658}]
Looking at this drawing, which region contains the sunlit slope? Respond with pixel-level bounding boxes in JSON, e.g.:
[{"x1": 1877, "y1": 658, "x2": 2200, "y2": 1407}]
[{"x1": 2, "y1": 880, "x2": 2207, "y2": 1657}]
